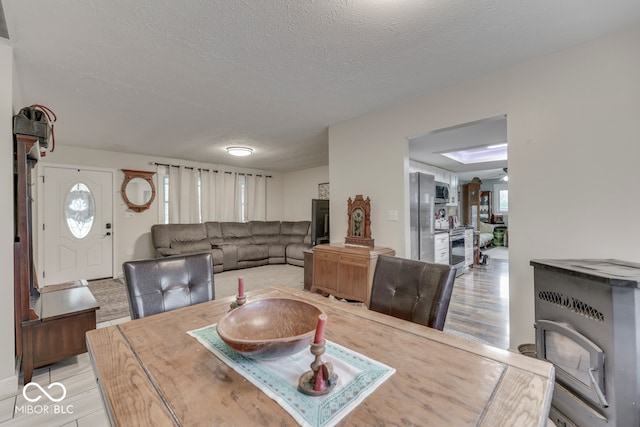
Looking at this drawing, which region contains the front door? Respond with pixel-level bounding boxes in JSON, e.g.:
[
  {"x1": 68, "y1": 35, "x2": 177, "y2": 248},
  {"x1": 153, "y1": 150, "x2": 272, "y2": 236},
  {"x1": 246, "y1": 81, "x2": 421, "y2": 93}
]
[{"x1": 42, "y1": 166, "x2": 114, "y2": 285}]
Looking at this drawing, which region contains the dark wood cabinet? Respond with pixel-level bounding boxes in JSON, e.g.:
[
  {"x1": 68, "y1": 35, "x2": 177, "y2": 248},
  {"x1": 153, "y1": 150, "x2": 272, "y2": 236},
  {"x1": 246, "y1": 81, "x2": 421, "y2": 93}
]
[
  {"x1": 22, "y1": 287, "x2": 98, "y2": 379},
  {"x1": 14, "y1": 134, "x2": 99, "y2": 383},
  {"x1": 462, "y1": 178, "x2": 482, "y2": 229}
]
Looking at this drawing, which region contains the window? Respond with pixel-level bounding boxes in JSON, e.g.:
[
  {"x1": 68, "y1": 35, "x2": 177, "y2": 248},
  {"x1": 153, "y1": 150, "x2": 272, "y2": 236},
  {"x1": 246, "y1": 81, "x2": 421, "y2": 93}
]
[
  {"x1": 65, "y1": 182, "x2": 95, "y2": 238},
  {"x1": 493, "y1": 183, "x2": 508, "y2": 213},
  {"x1": 162, "y1": 174, "x2": 169, "y2": 224},
  {"x1": 158, "y1": 169, "x2": 248, "y2": 223}
]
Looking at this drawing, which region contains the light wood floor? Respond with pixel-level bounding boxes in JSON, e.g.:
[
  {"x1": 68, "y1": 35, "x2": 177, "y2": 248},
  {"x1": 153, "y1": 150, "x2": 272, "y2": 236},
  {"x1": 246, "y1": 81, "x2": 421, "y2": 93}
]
[
  {"x1": 0, "y1": 259, "x2": 509, "y2": 426},
  {"x1": 444, "y1": 259, "x2": 510, "y2": 349}
]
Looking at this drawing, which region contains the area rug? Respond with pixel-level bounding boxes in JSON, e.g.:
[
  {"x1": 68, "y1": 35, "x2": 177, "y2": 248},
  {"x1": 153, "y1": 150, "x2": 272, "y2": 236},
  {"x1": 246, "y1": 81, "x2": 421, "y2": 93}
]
[
  {"x1": 481, "y1": 246, "x2": 509, "y2": 261},
  {"x1": 87, "y1": 278, "x2": 130, "y2": 323}
]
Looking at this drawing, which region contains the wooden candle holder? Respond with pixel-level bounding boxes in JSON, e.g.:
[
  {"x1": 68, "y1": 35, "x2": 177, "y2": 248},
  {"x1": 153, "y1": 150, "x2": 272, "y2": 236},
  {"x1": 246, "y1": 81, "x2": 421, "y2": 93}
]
[
  {"x1": 229, "y1": 295, "x2": 247, "y2": 311},
  {"x1": 298, "y1": 339, "x2": 338, "y2": 396}
]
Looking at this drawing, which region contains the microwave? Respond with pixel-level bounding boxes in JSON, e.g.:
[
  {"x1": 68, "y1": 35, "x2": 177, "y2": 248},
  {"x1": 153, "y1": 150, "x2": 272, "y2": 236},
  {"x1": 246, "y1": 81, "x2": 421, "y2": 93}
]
[{"x1": 435, "y1": 182, "x2": 450, "y2": 204}]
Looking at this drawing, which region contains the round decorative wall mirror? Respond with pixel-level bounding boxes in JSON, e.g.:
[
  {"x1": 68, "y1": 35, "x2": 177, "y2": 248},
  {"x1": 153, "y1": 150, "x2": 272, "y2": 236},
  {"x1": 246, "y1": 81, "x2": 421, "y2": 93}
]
[{"x1": 121, "y1": 169, "x2": 156, "y2": 212}]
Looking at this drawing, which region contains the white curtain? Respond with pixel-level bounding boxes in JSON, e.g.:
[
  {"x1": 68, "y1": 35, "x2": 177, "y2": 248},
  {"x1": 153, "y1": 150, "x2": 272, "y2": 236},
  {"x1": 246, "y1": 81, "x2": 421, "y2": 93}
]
[
  {"x1": 181, "y1": 167, "x2": 200, "y2": 223},
  {"x1": 156, "y1": 165, "x2": 169, "y2": 223},
  {"x1": 168, "y1": 166, "x2": 199, "y2": 223},
  {"x1": 245, "y1": 174, "x2": 266, "y2": 221},
  {"x1": 200, "y1": 169, "x2": 218, "y2": 222},
  {"x1": 221, "y1": 172, "x2": 238, "y2": 221},
  {"x1": 168, "y1": 166, "x2": 181, "y2": 223},
  {"x1": 164, "y1": 166, "x2": 268, "y2": 224}
]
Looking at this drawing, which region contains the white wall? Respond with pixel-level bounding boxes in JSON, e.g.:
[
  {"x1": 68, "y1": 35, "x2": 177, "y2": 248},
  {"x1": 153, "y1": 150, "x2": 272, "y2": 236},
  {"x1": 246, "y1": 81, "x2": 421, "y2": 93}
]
[
  {"x1": 282, "y1": 166, "x2": 329, "y2": 221},
  {"x1": 0, "y1": 41, "x2": 18, "y2": 396},
  {"x1": 329, "y1": 24, "x2": 640, "y2": 349}
]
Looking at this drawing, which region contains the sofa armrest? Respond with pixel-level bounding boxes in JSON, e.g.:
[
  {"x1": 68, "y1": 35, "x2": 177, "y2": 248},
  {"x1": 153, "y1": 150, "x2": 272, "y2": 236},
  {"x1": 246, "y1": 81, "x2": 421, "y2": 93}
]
[{"x1": 156, "y1": 248, "x2": 183, "y2": 257}]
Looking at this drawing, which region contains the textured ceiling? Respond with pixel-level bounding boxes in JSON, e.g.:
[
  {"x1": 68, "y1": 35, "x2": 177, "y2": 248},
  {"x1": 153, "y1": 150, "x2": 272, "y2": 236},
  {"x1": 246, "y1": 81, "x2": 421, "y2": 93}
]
[{"x1": 4, "y1": 1, "x2": 640, "y2": 172}]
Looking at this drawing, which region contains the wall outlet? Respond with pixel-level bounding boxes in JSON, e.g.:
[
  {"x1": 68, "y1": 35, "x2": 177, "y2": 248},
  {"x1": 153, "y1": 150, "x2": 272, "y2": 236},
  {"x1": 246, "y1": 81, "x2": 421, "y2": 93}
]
[
  {"x1": 124, "y1": 211, "x2": 135, "y2": 218},
  {"x1": 387, "y1": 210, "x2": 398, "y2": 221}
]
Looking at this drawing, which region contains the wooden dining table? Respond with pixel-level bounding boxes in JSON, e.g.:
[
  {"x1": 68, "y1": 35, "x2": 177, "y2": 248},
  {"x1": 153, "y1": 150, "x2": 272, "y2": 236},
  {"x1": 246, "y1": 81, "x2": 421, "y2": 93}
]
[{"x1": 86, "y1": 286, "x2": 554, "y2": 426}]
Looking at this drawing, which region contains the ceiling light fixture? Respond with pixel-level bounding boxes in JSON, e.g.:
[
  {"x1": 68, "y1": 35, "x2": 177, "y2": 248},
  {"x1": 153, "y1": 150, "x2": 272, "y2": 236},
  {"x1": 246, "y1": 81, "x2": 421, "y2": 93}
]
[
  {"x1": 439, "y1": 143, "x2": 508, "y2": 165},
  {"x1": 487, "y1": 143, "x2": 508, "y2": 149},
  {"x1": 226, "y1": 146, "x2": 253, "y2": 157}
]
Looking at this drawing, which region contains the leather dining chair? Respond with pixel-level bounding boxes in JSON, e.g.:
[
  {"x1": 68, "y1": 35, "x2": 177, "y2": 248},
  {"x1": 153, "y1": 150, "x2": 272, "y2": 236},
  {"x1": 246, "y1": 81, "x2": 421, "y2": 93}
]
[
  {"x1": 122, "y1": 252, "x2": 215, "y2": 319},
  {"x1": 369, "y1": 255, "x2": 456, "y2": 330}
]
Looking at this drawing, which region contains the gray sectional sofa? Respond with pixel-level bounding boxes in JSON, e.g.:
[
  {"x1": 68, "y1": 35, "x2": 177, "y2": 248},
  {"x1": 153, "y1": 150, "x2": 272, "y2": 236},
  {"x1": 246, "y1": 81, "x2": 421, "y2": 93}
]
[{"x1": 151, "y1": 221, "x2": 311, "y2": 273}]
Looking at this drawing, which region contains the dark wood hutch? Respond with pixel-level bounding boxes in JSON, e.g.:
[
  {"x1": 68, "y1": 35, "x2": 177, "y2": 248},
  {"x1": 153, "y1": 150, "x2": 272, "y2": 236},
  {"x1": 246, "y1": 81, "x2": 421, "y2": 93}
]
[{"x1": 14, "y1": 134, "x2": 99, "y2": 383}]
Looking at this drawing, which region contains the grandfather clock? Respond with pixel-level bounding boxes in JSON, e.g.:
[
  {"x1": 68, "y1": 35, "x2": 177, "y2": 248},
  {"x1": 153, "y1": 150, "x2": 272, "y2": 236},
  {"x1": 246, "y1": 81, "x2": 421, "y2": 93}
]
[{"x1": 345, "y1": 195, "x2": 374, "y2": 247}]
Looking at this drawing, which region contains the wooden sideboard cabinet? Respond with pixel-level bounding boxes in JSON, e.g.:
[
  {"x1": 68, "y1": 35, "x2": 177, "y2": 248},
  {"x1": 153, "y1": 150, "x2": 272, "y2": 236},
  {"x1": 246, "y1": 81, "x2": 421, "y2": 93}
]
[
  {"x1": 311, "y1": 244, "x2": 395, "y2": 306},
  {"x1": 22, "y1": 286, "x2": 99, "y2": 383}
]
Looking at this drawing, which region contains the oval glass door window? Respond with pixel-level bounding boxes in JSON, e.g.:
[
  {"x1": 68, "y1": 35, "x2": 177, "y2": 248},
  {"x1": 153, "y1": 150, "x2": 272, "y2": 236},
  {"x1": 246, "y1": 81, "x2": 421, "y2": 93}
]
[{"x1": 65, "y1": 182, "x2": 95, "y2": 239}]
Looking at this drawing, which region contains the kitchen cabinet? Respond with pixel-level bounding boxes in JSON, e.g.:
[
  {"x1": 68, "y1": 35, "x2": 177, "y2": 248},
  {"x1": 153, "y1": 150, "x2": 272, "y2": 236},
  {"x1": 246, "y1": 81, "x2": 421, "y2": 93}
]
[
  {"x1": 448, "y1": 174, "x2": 458, "y2": 206},
  {"x1": 434, "y1": 232, "x2": 449, "y2": 265},
  {"x1": 409, "y1": 160, "x2": 458, "y2": 206},
  {"x1": 311, "y1": 244, "x2": 395, "y2": 306}
]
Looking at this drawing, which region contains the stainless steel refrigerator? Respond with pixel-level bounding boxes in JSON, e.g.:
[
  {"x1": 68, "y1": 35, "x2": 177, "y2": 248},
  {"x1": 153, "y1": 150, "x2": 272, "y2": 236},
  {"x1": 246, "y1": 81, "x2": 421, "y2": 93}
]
[{"x1": 410, "y1": 172, "x2": 435, "y2": 262}]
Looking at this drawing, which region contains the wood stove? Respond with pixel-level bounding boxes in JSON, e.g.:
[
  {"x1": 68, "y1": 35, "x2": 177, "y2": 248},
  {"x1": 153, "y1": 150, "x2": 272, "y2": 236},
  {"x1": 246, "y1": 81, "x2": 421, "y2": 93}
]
[{"x1": 531, "y1": 259, "x2": 640, "y2": 427}]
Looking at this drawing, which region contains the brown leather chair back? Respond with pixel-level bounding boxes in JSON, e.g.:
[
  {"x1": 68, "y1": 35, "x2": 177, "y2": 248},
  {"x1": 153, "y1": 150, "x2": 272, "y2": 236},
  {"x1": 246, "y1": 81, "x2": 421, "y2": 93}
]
[
  {"x1": 123, "y1": 253, "x2": 215, "y2": 319},
  {"x1": 369, "y1": 255, "x2": 456, "y2": 330}
]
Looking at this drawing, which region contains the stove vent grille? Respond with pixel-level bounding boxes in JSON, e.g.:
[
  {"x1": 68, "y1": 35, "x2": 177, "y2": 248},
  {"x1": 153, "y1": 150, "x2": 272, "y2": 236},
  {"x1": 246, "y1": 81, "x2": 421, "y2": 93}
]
[{"x1": 537, "y1": 291, "x2": 604, "y2": 322}]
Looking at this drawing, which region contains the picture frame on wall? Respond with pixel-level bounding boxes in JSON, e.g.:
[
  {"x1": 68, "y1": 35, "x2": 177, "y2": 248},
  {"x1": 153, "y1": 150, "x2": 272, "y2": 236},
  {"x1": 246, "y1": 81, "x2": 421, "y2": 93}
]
[{"x1": 318, "y1": 182, "x2": 329, "y2": 200}]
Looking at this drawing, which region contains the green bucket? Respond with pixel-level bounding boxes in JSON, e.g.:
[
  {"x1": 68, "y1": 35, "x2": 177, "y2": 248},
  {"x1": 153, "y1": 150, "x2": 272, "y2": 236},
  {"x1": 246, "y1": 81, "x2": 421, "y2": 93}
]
[{"x1": 493, "y1": 229, "x2": 505, "y2": 246}]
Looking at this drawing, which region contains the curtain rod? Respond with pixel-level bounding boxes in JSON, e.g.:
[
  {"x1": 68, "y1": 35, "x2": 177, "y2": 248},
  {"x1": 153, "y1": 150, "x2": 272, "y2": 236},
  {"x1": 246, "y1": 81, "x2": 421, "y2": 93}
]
[{"x1": 153, "y1": 162, "x2": 272, "y2": 178}]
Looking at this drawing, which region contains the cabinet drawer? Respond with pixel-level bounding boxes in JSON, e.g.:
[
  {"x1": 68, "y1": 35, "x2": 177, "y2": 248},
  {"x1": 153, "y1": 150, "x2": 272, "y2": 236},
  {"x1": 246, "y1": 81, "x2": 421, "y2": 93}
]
[
  {"x1": 435, "y1": 241, "x2": 449, "y2": 249},
  {"x1": 435, "y1": 234, "x2": 448, "y2": 244},
  {"x1": 314, "y1": 251, "x2": 340, "y2": 262},
  {"x1": 340, "y1": 255, "x2": 369, "y2": 267},
  {"x1": 435, "y1": 250, "x2": 449, "y2": 263}
]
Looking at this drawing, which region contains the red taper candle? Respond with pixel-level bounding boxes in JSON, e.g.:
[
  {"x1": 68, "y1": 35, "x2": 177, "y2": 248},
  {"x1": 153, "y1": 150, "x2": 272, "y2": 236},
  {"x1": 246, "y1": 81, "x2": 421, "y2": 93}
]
[
  {"x1": 314, "y1": 365, "x2": 326, "y2": 391},
  {"x1": 314, "y1": 314, "x2": 327, "y2": 344},
  {"x1": 238, "y1": 277, "x2": 244, "y2": 297}
]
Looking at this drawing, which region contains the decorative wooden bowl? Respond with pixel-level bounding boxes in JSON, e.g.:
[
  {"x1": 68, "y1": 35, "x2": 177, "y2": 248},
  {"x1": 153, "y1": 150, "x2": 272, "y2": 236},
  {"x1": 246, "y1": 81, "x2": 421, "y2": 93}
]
[{"x1": 216, "y1": 298, "x2": 325, "y2": 360}]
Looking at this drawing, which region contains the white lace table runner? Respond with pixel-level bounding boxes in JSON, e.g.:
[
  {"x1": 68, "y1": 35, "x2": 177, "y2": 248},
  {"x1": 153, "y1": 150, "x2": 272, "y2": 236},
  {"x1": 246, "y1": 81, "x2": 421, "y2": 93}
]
[{"x1": 188, "y1": 324, "x2": 395, "y2": 427}]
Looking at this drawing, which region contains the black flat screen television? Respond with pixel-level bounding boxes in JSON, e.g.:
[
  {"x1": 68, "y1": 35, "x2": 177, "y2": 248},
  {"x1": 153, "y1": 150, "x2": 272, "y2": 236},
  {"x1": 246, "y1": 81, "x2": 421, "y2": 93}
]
[{"x1": 311, "y1": 199, "x2": 329, "y2": 246}]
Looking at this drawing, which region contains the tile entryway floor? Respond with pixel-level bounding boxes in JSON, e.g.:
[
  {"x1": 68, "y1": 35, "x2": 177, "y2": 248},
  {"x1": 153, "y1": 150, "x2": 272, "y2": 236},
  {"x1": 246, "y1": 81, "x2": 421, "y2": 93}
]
[{"x1": 0, "y1": 317, "x2": 130, "y2": 427}]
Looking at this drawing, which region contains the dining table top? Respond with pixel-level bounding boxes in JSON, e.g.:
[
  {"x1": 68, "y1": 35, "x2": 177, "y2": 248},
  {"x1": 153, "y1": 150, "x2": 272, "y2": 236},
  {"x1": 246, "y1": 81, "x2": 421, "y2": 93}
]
[{"x1": 86, "y1": 285, "x2": 554, "y2": 426}]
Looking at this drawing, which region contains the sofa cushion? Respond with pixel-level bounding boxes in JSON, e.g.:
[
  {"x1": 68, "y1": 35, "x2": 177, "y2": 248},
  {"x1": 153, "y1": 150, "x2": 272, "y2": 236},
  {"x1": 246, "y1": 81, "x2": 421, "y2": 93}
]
[
  {"x1": 221, "y1": 222, "x2": 255, "y2": 245},
  {"x1": 210, "y1": 248, "x2": 224, "y2": 266},
  {"x1": 269, "y1": 244, "x2": 286, "y2": 259},
  {"x1": 280, "y1": 221, "x2": 310, "y2": 244},
  {"x1": 152, "y1": 224, "x2": 207, "y2": 249},
  {"x1": 478, "y1": 222, "x2": 495, "y2": 234},
  {"x1": 170, "y1": 239, "x2": 211, "y2": 254},
  {"x1": 286, "y1": 242, "x2": 307, "y2": 261},
  {"x1": 205, "y1": 222, "x2": 224, "y2": 246},
  {"x1": 238, "y1": 245, "x2": 269, "y2": 261},
  {"x1": 250, "y1": 221, "x2": 281, "y2": 245}
]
